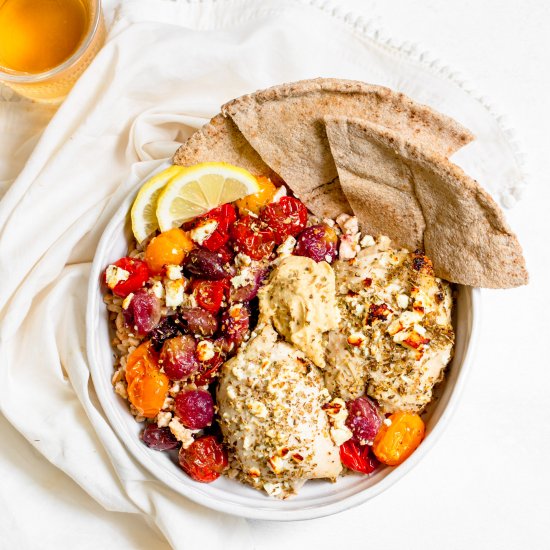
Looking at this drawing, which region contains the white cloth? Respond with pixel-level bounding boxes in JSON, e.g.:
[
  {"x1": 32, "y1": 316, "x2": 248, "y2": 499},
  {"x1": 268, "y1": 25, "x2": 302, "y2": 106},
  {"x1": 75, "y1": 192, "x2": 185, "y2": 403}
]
[{"x1": 0, "y1": 0, "x2": 528, "y2": 548}]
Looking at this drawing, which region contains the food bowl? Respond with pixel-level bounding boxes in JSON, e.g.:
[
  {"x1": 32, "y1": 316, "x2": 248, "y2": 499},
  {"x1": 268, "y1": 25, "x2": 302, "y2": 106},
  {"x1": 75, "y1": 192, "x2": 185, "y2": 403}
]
[{"x1": 86, "y1": 163, "x2": 480, "y2": 521}]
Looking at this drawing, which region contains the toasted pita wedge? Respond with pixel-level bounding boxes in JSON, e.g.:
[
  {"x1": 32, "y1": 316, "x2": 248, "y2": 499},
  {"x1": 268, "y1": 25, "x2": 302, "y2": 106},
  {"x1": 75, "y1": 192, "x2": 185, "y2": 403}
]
[
  {"x1": 173, "y1": 114, "x2": 273, "y2": 178},
  {"x1": 325, "y1": 117, "x2": 528, "y2": 288},
  {"x1": 222, "y1": 78, "x2": 474, "y2": 218},
  {"x1": 324, "y1": 115, "x2": 426, "y2": 251}
]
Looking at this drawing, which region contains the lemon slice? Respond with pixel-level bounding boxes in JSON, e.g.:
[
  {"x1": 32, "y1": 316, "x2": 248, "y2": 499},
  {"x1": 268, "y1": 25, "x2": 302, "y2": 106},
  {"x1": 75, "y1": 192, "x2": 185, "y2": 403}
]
[
  {"x1": 156, "y1": 162, "x2": 261, "y2": 232},
  {"x1": 131, "y1": 165, "x2": 185, "y2": 243}
]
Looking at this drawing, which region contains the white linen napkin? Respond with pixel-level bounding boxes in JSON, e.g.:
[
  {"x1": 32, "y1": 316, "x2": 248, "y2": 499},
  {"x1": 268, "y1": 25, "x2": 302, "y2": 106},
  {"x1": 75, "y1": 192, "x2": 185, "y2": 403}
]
[{"x1": 0, "y1": 0, "x2": 527, "y2": 547}]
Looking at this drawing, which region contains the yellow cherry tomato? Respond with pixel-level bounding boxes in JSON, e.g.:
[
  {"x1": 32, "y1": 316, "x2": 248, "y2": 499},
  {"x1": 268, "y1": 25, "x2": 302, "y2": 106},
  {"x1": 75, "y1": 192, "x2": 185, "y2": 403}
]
[
  {"x1": 235, "y1": 176, "x2": 277, "y2": 215},
  {"x1": 125, "y1": 341, "x2": 168, "y2": 418},
  {"x1": 145, "y1": 228, "x2": 193, "y2": 274},
  {"x1": 372, "y1": 412, "x2": 425, "y2": 466}
]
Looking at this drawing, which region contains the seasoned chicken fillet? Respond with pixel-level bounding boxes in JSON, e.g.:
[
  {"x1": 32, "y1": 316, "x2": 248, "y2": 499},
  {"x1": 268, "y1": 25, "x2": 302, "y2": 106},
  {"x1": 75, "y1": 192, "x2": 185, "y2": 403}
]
[
  {"x1": 217, "y1": 324, "x2": 342, "y2": 498},
  {"x1": 324, "y1": 236, "x2": 454, "y2": 413}
]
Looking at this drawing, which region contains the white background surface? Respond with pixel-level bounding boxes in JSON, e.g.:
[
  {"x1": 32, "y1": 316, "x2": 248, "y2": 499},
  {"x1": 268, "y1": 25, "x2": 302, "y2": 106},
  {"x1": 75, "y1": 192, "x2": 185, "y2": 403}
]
[{"x1": 1, "y1": 1, "x2": 549, "y2": 548}]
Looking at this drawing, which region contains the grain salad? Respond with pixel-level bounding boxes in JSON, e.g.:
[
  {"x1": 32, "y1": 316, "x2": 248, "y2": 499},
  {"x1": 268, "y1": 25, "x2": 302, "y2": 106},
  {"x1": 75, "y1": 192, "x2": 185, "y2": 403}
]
[{"x1": 101, "y1": 163, "x2": 454, "y2": 498}]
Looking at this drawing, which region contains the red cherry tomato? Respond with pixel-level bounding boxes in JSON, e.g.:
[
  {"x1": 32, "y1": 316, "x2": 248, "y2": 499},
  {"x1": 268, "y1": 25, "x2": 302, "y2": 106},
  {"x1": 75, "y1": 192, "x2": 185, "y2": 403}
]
[
  {"x1": 194, "y1": 349, "x2": 225, "y2": 386},
  {"x1": 104, "y1": 257, "x2": 149, "y2": 297},
  {"x1": 199, "y1": 204, "x2": 237, "y2": 252},
  {"x1": 178, "y1": 435, "x2": 228, "y2": 482},
  {"x1": 260, "y1": 196, "x2": 308, "y2": 244},
  {"x1": 230, "y1": 215, "x2": 276, "y2": 260},
  {"x1": 191, "y1": 279, "x2": 228, "y2": 314},
  {"x1": 339, "y1": 439, "x2": 379, "y2": 475}
]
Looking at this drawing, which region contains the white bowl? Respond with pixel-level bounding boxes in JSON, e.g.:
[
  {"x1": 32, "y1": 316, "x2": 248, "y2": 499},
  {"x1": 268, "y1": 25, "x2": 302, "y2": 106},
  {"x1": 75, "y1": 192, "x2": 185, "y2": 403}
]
[{"x1": 87, "y1": 165, "x2": 481, "y2": 521}]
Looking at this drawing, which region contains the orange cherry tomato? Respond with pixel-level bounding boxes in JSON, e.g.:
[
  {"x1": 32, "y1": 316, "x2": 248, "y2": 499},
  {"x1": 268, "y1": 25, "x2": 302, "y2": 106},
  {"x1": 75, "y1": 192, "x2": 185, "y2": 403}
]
[
  {"x1": 125, "y1": 341, "x2": 168, "y2": 418},
  {"x1": 372, "y1": 412, "x2": 425, "y2": 466},
  {"x1": 145, "y1": 228, "x2": 194, "y2": 274},
  {"x1": 235, "y1": 176, "x2": 277, "y2": 215}
]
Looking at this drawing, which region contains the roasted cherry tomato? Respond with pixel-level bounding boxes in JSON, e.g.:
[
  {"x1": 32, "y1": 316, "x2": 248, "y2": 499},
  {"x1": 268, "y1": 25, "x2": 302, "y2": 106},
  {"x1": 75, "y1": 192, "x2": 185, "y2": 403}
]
[
  {"x1": 104, "y1": 257, "x2": 149, "y2": 297},
  {"x1": 178, "y1": 435, "x2": 228, "y2": 482},
  {"x1": 195, "y1": 204, "x2": 237, "y2": 252},
  {"x1": 230, "y1": 215, "x2": 276, "y2": 260},
  {"x1": 235, "y1": 176, "x2": 277, "y2": 215},
  {"x1": 260, "y1": 196, "x2": 307, "y2": 244},
  {"x1": 372, "y1": 412, "x2": 425, "y2": 466},
  {"x1": 339, "y1": 439, "x2": 379, "y2": 474},
  {"x1": 125, "y1": 341, "x2": 169, "y2": 418},
  {"x1": 145, "y1": 228, "x2": 194, "y2": 274},
  {"x1": 193, "y1": 351, "x2": 225, "y2": 386},
  {"x1": 191, "y1": 279, "x2": 228, "y2": 314}
]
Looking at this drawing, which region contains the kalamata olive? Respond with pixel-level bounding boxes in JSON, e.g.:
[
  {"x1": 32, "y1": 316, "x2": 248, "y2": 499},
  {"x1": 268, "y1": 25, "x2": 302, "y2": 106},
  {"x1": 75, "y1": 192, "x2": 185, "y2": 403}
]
[
  {"x1": 150, "y1": 315, "x2": 184, "y2": 351},
  {"x1": 229, "y1": 266, "x2": 268, "y2": 303},
  {"x1": 180, "y1": 307, "x2": 218, "y2": 336},
  {"x1": 160, "y1": 335, "x2": 199, "y2": 380},
  {"x1": 346, "y1": 396, "x2": 383, "y2": 444},
  {"x1": 175, "y1": 390, "x2": 214, "y2": 429},
  {"x1": 294, "y1": 224, "x2": 338, "y2": 263},
  {"x1": 141, "y1": 423, "x2": 179, "y2": 451},
  {"x1": 183, "y1": 249, "x2": 234, "y2": 280},
  {"x1": 123, "y1": 288, "x2": 161, "y2": 335}
]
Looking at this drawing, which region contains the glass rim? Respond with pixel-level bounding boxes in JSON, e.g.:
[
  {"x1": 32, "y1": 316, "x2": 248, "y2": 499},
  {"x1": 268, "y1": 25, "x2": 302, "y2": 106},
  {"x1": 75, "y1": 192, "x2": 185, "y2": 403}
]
[{"x1": 0, "y1": 0, "x2": 103, "y2": 84}]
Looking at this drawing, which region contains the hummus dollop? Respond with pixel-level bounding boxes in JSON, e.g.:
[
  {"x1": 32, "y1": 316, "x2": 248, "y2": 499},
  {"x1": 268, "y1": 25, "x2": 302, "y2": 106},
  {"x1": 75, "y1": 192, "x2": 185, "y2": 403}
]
[{"x1": 258, "y1": 256, "x2": 339, "y2": 368}]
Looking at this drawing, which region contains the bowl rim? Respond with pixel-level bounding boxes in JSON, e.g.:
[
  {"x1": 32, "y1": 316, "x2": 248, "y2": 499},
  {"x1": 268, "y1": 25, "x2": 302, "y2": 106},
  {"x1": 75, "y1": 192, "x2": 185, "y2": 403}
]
[{"x1": 86, "y1": 162, "x2": 481, "y2": 521}]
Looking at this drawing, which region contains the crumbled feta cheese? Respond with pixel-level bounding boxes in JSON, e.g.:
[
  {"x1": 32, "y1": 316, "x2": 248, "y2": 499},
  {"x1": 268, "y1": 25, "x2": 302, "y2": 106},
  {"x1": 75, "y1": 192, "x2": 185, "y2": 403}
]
[
  {"x1": 231, "y1": 267, "x2": 255, "y2": 289},
  {"x1": 397, "y1": 294, "x2": 409, "y2": 309},
  {"x1": 165, "y1": 264, "x2": 183, "y2": 280},
  {"x1": 272, "y1": 185, "x2": 287, "y2": 202},
  {"x1": 189, "y1": 219, "x2": 218, "y2": 245},
  {"x1": 331, "y1": 426, "x2": 353, "y2": 446},
  {"x1": 164, "y1": 279, "x2": 185, "y2": 307},
  {"x1": 339, "y1": 234, "x2": 360, "y2": 260},
  {"x1": 169, "y1": 418, "x2": 195, "y2": 448},
  {"x1": 105, "y1": 265, "x2": 130, "y2": 289},
  {"x1": 196, "y1": 339, "x2": 215, "y2": 362},
  {"x1": 247, "y1": 399, "x2": 268, "y2": 418},
  {"x1": 414, "y1": 324, "x2": 427, "y2": 336},
  {"x1": 324, "y1": 398, "x2": 353, "y2": 446},
  {"x1": 151, "y1": 280, "x2": 164, "y2": 299},
  {"x1": 235, "y1": 253, "x2": 252, "y2": 267},
  {"x1": 226, "y1": 385, "x2": 237, "y2": 401},
  {"x1": 122, "y1": 293, "x2": 134, "y2": 310},
  {"x1": 276, "y1": 235, "x2": 296, "y2": 256},
  {"x1": 360, "y1": 234, "x2": 375, "y2": 248},
  {"x1": 383, "y1": 418, "x2": 392, "y2": 427},
  {"x1": 268, "y1": 454, "x2": 285, "y2": 474},
  {"x1": 387, "y1": 319, "x2": 404, "y2": 336},
  {"x1": 263, "y1": 482, "x2": 283, "y2": 497},
  {"x1": 156, "y1": 411, "x2": 172, "y2": 428},
  {"x1": 336, "y1": 214, "x2": 359, "y2": 236}
]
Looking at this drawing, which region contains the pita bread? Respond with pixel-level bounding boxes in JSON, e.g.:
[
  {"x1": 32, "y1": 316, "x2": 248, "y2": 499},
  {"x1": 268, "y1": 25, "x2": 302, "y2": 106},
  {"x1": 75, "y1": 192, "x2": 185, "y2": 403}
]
[
  {"x1": 324, "y1": 116, "x2": 425, "y2": 251},
  {"x1": 222, "y1": 78, "x2": 474, "y2": 219},
  {"x1": 325, "y1": 116, "x2": 528, "y2": 288},
  {"x1": 172, "y1": 114, "x2": 274, "y2": 178}
]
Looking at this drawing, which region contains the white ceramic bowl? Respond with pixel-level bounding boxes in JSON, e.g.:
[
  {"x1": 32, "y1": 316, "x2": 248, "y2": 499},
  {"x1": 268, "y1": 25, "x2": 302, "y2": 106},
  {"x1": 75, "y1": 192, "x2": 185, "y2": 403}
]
[{"x1": 87, "y1": 165, "x2": 481, "y2": 521}]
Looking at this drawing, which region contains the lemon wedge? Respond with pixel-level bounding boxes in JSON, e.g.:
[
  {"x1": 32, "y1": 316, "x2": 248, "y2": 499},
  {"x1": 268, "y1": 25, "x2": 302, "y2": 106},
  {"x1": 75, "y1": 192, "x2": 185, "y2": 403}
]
[
  {"x1": 131, "y1": 165, "x2": 185, "y2": 243},
  {"x1": 156, "y1": 162, "x2": 261, "y2": 232}
]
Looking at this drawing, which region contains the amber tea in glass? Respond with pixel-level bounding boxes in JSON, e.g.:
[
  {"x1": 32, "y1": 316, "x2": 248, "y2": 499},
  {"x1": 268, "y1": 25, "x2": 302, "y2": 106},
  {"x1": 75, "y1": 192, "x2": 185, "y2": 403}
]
[{"x1": 0, "y1": 0, "x2": 105, "y2": 103}]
